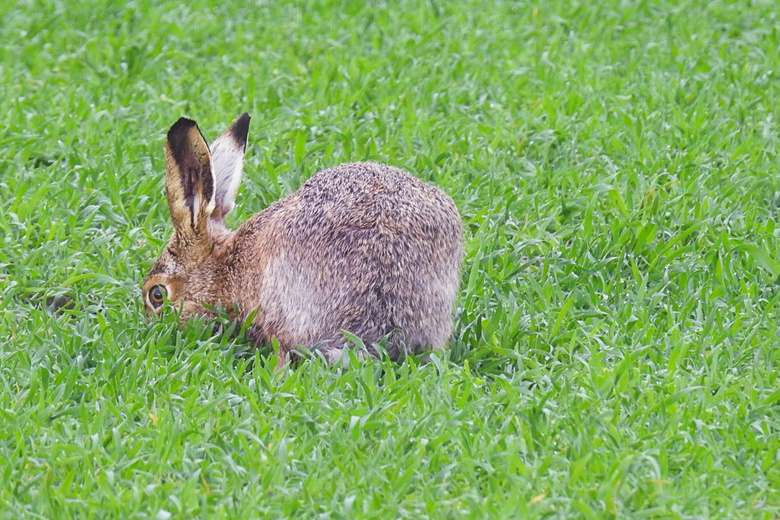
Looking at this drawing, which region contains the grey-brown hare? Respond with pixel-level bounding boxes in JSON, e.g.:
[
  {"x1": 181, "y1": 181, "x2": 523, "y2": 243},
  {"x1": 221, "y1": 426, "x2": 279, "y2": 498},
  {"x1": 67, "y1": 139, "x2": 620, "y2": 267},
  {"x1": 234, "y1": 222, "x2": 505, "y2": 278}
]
[{"x1": 142, "y1": 114, "x2": 463, "y2": 367}]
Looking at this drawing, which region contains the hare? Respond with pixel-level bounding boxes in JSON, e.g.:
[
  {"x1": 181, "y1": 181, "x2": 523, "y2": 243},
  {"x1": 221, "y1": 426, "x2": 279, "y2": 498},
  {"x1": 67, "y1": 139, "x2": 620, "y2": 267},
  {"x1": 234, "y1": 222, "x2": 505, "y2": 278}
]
[{"x1": 142, "y1": 113, "x2": 464, "y2": 367}]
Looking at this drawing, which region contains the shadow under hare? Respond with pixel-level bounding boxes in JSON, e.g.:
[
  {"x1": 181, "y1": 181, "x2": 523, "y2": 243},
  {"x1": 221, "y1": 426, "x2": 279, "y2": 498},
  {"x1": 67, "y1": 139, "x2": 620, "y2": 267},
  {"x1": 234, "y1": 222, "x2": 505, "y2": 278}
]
[{"x1": 142, "y1": 113, "x2": 464, "y2": 368}]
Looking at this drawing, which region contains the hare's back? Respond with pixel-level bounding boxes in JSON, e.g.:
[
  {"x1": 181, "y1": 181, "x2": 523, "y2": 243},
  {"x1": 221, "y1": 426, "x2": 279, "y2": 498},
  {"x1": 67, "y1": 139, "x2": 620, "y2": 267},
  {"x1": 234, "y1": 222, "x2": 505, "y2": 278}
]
[{"x1": 294, "y1": 162, "x2": 460, "y2": 239}]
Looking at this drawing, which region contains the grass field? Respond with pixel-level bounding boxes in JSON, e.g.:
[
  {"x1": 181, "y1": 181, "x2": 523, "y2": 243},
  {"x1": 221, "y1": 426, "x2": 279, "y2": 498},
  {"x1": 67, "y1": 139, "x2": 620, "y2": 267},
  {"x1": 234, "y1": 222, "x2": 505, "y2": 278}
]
[{"x1": 1, "y1": 0, "x2": 779, "y2": 517}]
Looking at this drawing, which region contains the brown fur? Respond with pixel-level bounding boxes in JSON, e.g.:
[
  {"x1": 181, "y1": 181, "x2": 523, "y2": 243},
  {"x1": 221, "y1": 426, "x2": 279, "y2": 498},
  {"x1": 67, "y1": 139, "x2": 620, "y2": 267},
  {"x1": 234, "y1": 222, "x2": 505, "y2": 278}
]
[{"x1": 142, "y1": 114, "x2": 464, "y2": 367}]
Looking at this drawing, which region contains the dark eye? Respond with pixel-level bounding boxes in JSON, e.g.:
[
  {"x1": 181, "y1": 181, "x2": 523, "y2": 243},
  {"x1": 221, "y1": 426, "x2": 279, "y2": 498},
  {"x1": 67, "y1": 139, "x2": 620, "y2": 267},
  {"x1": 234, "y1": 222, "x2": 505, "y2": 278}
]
[{"x1": 149, "y1": 285, "x2": 167, "y2": 308}]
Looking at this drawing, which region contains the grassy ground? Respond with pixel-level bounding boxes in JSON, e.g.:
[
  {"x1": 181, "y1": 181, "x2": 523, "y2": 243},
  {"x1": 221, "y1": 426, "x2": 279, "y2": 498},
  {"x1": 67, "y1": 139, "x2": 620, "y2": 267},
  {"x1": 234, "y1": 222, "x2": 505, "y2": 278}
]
[{"x1": 1, "y1": 0, "x2": 779, "y2": 517}]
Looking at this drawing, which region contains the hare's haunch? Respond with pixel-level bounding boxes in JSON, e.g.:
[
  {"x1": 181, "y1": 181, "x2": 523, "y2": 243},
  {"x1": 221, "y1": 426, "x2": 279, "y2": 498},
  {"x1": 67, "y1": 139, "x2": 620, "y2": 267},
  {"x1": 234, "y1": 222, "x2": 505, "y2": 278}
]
[{"x1": 142, "y1": 114, "x2": 464, "y2": 367}]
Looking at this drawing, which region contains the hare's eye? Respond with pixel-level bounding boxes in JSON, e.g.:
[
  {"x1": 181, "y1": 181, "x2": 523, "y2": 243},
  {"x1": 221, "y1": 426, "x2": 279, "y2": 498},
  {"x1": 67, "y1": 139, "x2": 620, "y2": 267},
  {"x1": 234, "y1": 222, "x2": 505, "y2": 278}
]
[{"x1": 149, "y1": 285, "x2": 167, "y2": 308}]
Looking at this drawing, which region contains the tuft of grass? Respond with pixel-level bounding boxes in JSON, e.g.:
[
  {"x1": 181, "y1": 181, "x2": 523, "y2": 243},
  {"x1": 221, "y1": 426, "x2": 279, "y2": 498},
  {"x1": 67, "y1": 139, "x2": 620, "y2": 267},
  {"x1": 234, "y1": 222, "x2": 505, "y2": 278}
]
[{"x1": 1, "y1": 0, "x2": 778, "y2": 517}]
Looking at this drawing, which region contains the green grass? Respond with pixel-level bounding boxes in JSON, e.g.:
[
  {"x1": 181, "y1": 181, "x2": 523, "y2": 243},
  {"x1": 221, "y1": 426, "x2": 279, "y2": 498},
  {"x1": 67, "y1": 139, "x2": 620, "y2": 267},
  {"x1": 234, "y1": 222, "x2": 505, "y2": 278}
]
[{"x1": 1, "y1": 0, "x2": 779, "y2": 517}]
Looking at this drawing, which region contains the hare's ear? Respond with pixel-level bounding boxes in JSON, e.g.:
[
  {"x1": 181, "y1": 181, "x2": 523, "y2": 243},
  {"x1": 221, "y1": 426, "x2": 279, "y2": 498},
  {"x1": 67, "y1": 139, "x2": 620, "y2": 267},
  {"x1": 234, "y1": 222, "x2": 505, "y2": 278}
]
[
  {"x1": 209, "y1": 113, "x2": 250, "y2": 223},
  {"x1": 164, "y1": 117, "x2": 215, "y2": 239}
]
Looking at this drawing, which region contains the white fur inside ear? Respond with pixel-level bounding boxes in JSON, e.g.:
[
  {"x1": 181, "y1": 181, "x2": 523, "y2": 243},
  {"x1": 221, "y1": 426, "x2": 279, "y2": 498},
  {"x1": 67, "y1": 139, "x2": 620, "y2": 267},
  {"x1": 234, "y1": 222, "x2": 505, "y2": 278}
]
[
  {"x1": 209, "y1": 114, "x2": 250, "y2": 222},
  {"x1": 210, "y1": 138, "x2": 244, "y2": 218}
]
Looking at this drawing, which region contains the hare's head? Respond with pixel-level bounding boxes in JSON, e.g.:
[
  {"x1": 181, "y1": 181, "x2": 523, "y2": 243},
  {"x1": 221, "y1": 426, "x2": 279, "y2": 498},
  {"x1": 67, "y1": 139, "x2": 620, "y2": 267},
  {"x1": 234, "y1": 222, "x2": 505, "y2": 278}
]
[{"x1": 142, "y1": 114, "x2": 250, "y2": 318}]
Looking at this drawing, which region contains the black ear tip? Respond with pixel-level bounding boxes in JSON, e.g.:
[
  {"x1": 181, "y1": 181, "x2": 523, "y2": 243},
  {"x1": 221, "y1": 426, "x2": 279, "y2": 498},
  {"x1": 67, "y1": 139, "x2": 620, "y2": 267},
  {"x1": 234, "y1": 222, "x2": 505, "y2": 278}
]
[
  {"x1": 166, "y1": 117, "x2": 205, "y2": 163},
  {"x1": 230, "y1": 113, "x2": 251, "y2": 143},
  {"x1": 167, "y1": 117, "x2": 199, "y2": 141}
]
